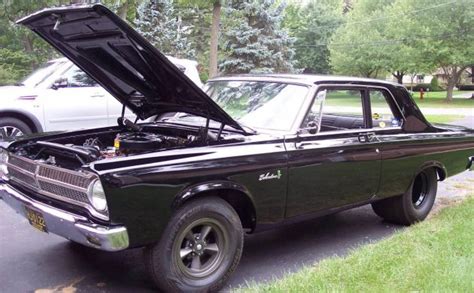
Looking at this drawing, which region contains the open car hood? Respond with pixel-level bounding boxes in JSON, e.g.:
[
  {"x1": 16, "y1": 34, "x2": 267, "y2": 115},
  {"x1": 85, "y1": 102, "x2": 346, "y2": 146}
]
[{"x1": 18, "y1": 4, "x2": 243, "y2": 131}]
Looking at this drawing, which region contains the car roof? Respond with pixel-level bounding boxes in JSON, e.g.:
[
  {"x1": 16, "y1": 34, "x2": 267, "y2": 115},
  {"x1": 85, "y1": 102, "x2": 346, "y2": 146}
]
[{"x1": 209, "y1": 74, "x2": 402, "y2": 88}]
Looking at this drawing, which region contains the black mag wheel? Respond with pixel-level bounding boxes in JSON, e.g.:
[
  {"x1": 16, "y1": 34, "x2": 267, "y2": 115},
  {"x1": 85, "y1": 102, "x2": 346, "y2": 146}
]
[
  {"x1": 145, "y1": 196, "x2": 243, "y2": 292},
  {"x1": 174, "y1": 219, "x2": 228, "y2": 279},
  {"x1": 372, "y1": 168, "x2": 438, "y2": 225}
]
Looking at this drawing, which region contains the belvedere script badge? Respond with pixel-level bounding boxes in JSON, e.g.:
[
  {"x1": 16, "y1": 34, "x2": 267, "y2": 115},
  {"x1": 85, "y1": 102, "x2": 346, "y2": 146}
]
[{"x1": 259, "y1": 170, "x2": 282, "y2": 181}]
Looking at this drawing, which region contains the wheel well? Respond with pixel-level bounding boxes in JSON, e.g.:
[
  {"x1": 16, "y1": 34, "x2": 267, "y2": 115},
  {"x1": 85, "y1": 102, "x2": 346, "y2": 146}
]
[
  {"x1": 0, "y1": 111, "x2": 39, "y2": 133},
  {"x1": 179, "y1": 189, "x2": 256, "y2": 232}
]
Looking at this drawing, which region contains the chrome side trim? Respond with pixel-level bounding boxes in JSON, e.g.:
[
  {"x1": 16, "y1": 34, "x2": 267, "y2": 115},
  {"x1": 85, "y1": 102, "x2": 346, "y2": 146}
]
[
  {"x1": 0, "y1": 183, "x2": 128, "y2": 252},
  {"x1": 295, "y1": 127, "x2": 403, "y2": 140}
]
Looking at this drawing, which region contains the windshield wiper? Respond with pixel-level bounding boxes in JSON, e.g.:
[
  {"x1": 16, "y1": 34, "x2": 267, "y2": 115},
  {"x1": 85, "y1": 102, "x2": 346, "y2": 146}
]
[
  {"x1": 235, "y1": 121, "x2": 257, "y2": 134},
  {"x1": 14, "y1": 82, "x2": 25, "y2": 86}
]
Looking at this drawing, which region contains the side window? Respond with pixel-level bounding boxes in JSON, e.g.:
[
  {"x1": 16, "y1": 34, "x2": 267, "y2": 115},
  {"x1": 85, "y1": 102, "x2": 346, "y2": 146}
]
[
  {"x1": 369, "y1": 89, "x2": 401, "y2": 128},
  {"x1": 304, "y1": 89, "x2": 366, "y2": 132},
  {"x1": 62, "y1": 66, "x2": 97, "y2": 87}
]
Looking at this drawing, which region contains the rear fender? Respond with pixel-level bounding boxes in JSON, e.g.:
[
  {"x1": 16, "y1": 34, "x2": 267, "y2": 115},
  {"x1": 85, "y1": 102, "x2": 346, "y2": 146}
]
[{"x1": 415, "y1": 161, "x2": 447, "y2": 182}]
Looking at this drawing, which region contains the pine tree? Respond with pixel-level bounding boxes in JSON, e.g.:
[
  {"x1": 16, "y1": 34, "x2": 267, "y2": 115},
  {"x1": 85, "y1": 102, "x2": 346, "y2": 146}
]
[
  {"x1": 135, "y1": 0, "x2": 195, "y2": 58},
  {"x1": 220, "y1": 0, "x2": 296, "y2": 74}
]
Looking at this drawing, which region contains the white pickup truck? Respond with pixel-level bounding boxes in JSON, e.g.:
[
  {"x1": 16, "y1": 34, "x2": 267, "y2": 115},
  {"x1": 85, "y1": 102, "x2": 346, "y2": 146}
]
[{"x1": 0, "y1": 57, "x2": 202, "y2": 140}]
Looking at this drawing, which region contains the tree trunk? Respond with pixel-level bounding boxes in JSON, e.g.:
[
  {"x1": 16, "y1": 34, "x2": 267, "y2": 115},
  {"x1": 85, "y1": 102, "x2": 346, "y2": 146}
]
[
  {"x1": 117, "y1": 1, "x2": 129, "y2": 20},
  {"x1": 22, "y1": 34, "x2": 35, "y2": 67},
  {"x1": 471, "y1": 66, "x2": 474, "y2": 83},
  {"x1": 23, "y1": 35, "x2": 33, "y2": 53},
  {"x1": 446, "y1": 80, "x2": 455, "y2": 102},
  {"x1": 410, "y1": 74, "x2": 416, "y2": 91},
  {"x1": 392, "y1": 71, "x2": 404, "y2": 84},
  {"x1": 443, "y1": 66, "x2": 467, "y2": 102},
  {"x1": 209, "y1": 1, "x2": 221, "y2": 78}
]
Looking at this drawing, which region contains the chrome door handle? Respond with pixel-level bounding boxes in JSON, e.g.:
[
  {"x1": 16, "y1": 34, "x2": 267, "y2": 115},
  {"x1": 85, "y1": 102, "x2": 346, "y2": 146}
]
[{"x1": 358, "y1": 132, "x2": 378, "y2": 143}]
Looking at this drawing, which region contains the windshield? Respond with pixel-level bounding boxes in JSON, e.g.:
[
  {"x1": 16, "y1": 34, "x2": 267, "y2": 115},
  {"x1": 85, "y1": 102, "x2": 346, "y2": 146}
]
[
  {"x1": 20, "y1": 60, "x2": 67, "y2": 87},
  {"x1": 204, "y1": 81, "x2": 309, "y2": 132}
]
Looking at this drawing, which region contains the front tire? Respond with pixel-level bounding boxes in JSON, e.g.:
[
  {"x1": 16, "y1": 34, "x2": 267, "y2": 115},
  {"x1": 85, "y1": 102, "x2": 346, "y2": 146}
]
[
  {"x1": 0, "y1": 117, "x2": 33, "y2": 140},
  {"x1": 372, "y1": 168, "x2": 438, "y2": 225},
  {"x1": 145, "y1": 197, "x2": 243, "y2": 292}
]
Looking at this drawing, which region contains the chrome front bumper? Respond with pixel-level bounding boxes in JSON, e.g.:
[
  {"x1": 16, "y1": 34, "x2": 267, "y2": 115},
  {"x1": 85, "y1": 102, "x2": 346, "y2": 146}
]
[{"x1": 0, "y1": 183, "x2": 129, "y2": 252}]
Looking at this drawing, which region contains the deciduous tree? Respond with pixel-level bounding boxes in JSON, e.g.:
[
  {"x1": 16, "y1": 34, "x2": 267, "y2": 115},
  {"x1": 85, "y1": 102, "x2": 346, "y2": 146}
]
[
  {"x1": 284, "y1": 0, "x2": 343, "y2": 74},
  {"x1": 330, "y1": 0, "x2": 396, "y2": 78},
  {"x1": 386, "y1": 0, "x2": 474, "y2": 101}
]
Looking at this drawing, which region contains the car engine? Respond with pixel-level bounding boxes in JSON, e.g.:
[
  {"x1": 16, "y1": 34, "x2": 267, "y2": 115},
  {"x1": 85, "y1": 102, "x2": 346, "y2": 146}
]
[{"x1": 9, "y1": 125, "x2": 211, "y2": 170}]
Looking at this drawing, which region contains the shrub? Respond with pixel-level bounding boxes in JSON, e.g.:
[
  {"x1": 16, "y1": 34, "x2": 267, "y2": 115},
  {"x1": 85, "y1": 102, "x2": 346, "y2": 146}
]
[
  {"x1": 457, "y1": 84, "x2": 474, "y2": 91},
  {"x1": 429, "y1": 77, "x2": 443, "y2": 91},
  {"x1": 0, "y1": 48, "x2": 33, "y2": 84},
  {"x1": 0, "y1": 65, "x2": 18, "y2": 86},
  {"x1": 407, "y1": 83, "x2": 443, "y2": 92}
]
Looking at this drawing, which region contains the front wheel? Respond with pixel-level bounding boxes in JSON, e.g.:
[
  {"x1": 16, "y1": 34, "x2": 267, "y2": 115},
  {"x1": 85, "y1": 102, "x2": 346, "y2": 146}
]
[
  {"x1": 372, "y1": 168, "x2": 438, "y2": 225},
  {"x1": 145, "y1": 196, "x2": 243, "y2": 292}
]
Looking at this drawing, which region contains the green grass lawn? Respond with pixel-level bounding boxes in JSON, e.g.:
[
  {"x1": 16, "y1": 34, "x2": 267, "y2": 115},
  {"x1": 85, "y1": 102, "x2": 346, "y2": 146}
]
[
  {"x1": 413, "y1": 91, "x2": 474, "y2": 109},
  {"x1": 424, "y1": 114, "x2": 465, "y2": 124},
  {"x1": 240, "y1": 195, "x2": 474, "y2": 292}
]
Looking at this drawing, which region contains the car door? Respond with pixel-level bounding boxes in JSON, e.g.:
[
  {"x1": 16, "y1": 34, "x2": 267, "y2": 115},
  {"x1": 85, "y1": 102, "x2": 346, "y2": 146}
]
[
  {"x1": 284, "y1": 86, "x2": 382, "y2": 218},
  {"x1": 42, "y1": 65, "x2": 109, "y2": 131}
]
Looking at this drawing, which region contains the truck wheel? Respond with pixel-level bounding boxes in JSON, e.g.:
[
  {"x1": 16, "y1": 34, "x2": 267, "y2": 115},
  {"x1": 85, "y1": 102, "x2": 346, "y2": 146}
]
[
  {"x1": 372, "y1": 168, "x2": 437, "y2": 225},
  {"x1": 0, "y1": 117, "x2": 33, "y2": 140},
  {"x1": 145, "y1": 196, "x2": 243, "y2": 292}
]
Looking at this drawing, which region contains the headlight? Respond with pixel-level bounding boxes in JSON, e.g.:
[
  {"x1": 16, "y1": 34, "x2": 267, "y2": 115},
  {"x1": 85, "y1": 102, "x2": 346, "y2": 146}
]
[
  {"x1": 88, "y1": 179, "x2": 108, "y2": 212},
  {"x1": 0, "y1": 148, "x2": 9, "y2": 179}
]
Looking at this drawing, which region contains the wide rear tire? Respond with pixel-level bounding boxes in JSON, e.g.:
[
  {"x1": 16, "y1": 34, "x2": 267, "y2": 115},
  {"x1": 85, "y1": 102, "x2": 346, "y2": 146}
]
[
  {"x1": 372, "y1": 168, "x2": 437, "y2": 225},
  {"x1": 145, "y1": 196, "x2": 243, "y2": 292}
]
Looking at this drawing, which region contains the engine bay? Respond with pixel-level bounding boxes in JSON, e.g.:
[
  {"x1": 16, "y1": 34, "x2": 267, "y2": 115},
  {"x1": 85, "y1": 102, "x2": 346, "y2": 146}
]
[{"x1": 9, "y1": 121, "x2": 245, "y2": 171}]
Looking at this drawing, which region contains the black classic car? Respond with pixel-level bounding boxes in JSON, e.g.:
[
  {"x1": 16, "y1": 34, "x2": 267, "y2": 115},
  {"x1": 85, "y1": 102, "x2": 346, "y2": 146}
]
[{"x1": 1, "y1": 4, "x2": 473, "y2": 292}]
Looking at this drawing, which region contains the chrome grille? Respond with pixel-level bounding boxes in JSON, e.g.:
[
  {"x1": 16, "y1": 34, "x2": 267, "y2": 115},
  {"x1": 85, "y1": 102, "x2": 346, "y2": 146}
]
[
  {"x1": 6, "y1": 154, "x2": 95, "y2": 205},
  {"x1": 8, "y1": 155, "x2": 37, "y2": 173},
  {"x1": 9, "y1": 168, "x2": 37, "y2": 188},
  {"x1": 38, "y1": 166, "x2": 91, "y2": 189},
  {"x1": 38, "y1": 181, "x2": 90, "y2": 203}
]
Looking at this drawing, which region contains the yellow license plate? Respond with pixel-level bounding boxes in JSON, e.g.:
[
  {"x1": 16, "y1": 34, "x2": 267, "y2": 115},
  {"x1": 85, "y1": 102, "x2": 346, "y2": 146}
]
[{"x1": 25, "y1": 206, "x2": 48, "y2": 233}]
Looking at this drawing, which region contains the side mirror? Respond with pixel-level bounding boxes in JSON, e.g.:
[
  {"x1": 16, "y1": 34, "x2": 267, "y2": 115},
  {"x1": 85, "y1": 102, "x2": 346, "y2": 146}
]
[
  {"x1": 297, "y1": 120, "x2": 318, "y2": 135},
  {"x1": 306, "y1": 121, "x2": 318, "y2": 134},
  {"x1": 51, "y1": 77, "x2": 68, "y2": 90}
]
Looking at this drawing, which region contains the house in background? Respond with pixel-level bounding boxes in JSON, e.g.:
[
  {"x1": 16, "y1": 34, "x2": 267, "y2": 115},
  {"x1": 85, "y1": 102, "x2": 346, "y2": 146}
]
[{"x1": 387, "y1": 67, "x2": 473, "y2": 89}]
